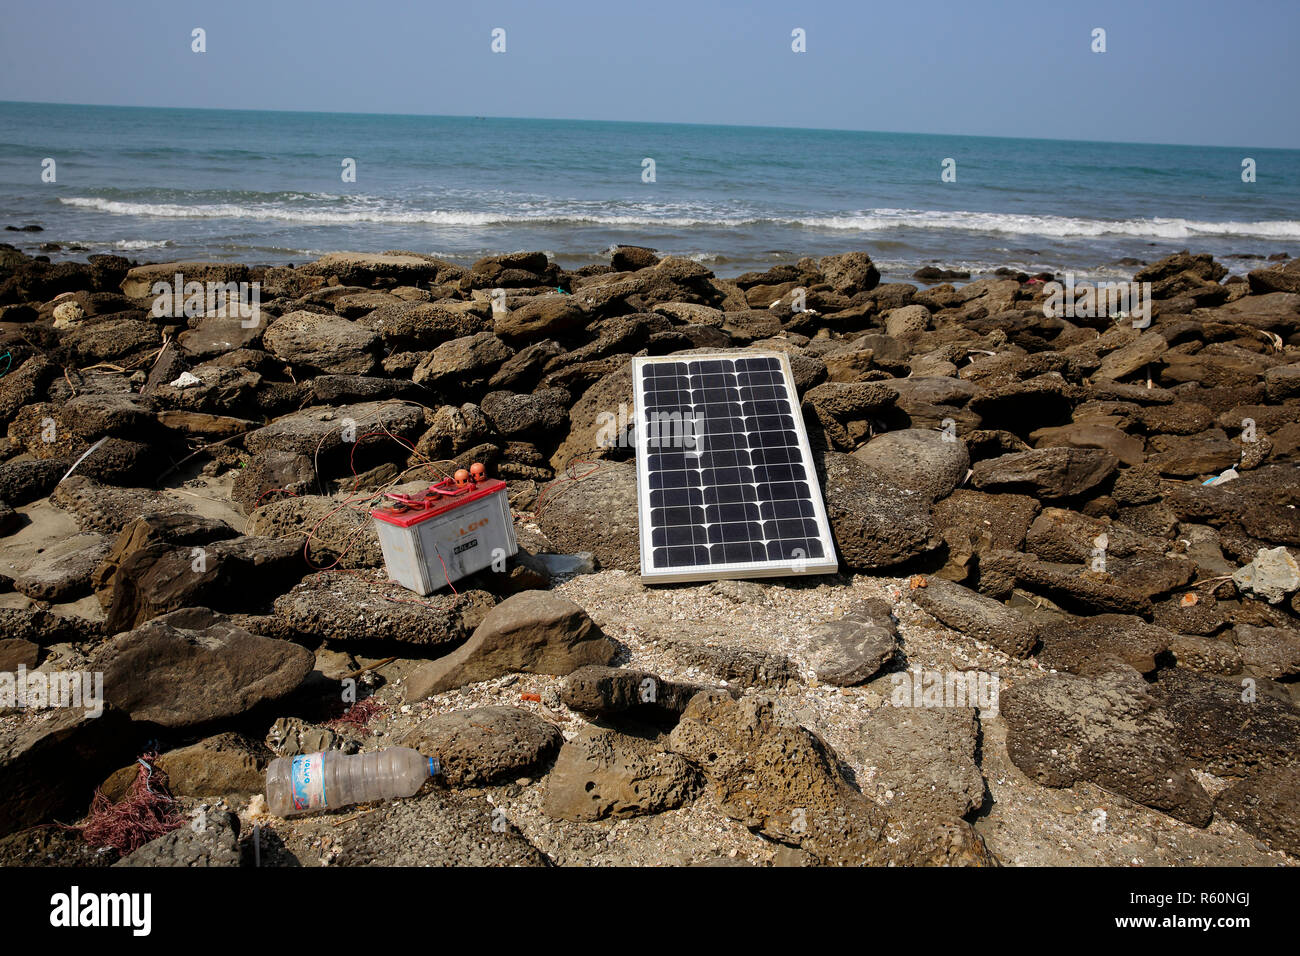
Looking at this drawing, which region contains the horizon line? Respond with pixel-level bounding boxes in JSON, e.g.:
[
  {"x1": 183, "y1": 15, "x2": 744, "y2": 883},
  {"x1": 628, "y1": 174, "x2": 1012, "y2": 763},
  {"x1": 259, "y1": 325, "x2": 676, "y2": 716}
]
[{"x1": 2, "y1": 98, "x2": 1294, "y2": 154}]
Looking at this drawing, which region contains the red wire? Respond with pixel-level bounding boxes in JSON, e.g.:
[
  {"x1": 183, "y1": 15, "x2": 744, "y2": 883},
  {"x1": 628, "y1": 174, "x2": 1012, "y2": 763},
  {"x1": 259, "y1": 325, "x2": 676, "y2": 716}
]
[
  {"x1": 436, "y1": 550, "x2": 458, "y2": 594},
  {"x1": 252, "y1": 486, "x2": 301, "y2": 510},
  {"x1": 534, "y1": 454, "x2": 605, "y2": 516},
  {"x1": 250, "y1": 426, "x2": 474, "y2": 590}
]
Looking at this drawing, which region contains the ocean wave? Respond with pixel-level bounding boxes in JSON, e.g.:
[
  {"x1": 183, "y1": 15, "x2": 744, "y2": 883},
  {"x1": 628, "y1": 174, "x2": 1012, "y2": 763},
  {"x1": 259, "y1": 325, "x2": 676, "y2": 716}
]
[
  {"x1": 874, "y1": 258, "x2": 1139, "y2": 281},
  {"x1": 800, "y1": 209, "x2": 1300, "y2": 240},
  {"x1": 112, "y1": 238, "x2": 172, "y2": 250},
  {"x1": 59, "y1": 196, "x2": 757, "y2": 228},
  {"x1": 58, "y1": 196, "x2": 1300, "y2": 240},
  {"x1": 60, "y1": 197, "x2": 519, "y2": 226}
]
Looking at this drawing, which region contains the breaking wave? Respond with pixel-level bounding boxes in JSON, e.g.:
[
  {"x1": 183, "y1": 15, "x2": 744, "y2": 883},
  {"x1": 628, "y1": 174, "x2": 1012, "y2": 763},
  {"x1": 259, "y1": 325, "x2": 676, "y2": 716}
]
[{"x1": 59, "y1": 196, "x2": 1300, "y2": 240}]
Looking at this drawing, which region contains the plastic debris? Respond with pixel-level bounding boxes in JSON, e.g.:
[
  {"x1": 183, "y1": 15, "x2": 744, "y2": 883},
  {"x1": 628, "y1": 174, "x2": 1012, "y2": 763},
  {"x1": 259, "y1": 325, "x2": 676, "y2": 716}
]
[
  {"x1": 1202, "y1": 467, "x2": 1239, "y2": 486},
  {"x1": 265, "y1": 747, "x2": 438, "y2": 817}
]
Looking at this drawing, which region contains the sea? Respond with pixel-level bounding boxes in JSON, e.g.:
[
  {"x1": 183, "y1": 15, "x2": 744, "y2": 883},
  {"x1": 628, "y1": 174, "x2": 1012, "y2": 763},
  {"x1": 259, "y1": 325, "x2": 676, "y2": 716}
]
[{"x1": 2, "y1": 101, "x2": 1299, "y2": 284}]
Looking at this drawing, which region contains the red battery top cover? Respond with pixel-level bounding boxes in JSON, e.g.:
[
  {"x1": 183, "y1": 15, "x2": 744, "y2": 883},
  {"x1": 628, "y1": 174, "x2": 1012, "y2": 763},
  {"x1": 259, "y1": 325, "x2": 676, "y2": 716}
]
[{"x1": 371, "y1": 478, "x2": 508, "y2": 528}]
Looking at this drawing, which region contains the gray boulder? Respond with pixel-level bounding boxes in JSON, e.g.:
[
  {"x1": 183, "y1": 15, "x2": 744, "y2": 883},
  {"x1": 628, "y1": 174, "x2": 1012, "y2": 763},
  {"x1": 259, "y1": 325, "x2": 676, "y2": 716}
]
[
  {"x1": 115, "y1": 810, "x2": 241, "y2": 867},
  {"x1": 1215, "y1": 765, "x2": 1300, "y2": 856},
  {"x1": 1231, "y1": 624, "x2": 1300, "y2": 679},
  {"x1": 403, "y1": 590, "x2": 618, "y2": 699},
  {"x1": 972, "y1": 447, "x2": 1118, "y2": 499},
  {"x1": 494, "y1": 294, "x2": 586, "y2": 342},
  {"x1": 479, "y1": 388, "x2": 570, "y2": 436},
  {"x1": 1002, "y1": 670, "x2": 1212, "y2": 826},
  {"x1": 854, "y1": 706, "x2": 986, "y2": 819},
  {"x1": 911, "y1": 576, "x2": 1038, "y2": 657},
  {"x1": 852, "y1": 428, "x2": 969, "y2": 502},
  {"x1": 401, "y1": 706, "x2": 562, "y2": 787},
  {"x1": 542, "y1": 726, "x2": 698, "y2": 821},
  {"x1": 797, "y1": 599, "x2": 898, "y2": 685},
  {"x1": 821, "y1": 452, "x2": 941, "y2": 570},
  {"x1": 242, "y1": 401, "x2": 424, "y2": 459},
  {"x1": 12, "y1": 532, "x2": 111, "y2": 602},
  {"x1": 262, "y1": 310, "x2": 379, "y2": 374},
  {"x1": 412, "y1": 332, "x2": 513, "y2": 387},
  {"x1": 817, "y1": 252, "x2": 881, "y2": 295},
  {"x1": 560, "y1": 664, "x2": 718, "y2": 716},
  {"x1": 535, "y1": 461, "x2": 639, "y2": 571},
  {"x1": 90, "y1": 607, "x2": 314, "y2": 729},
  {"x1": 273, "y1": 572, "x2": 493, "y2": 646}
]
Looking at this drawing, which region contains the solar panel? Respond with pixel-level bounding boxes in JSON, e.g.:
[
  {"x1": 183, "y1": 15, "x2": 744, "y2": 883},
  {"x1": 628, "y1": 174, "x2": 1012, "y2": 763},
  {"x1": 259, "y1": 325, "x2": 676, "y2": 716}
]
[{"x1": 633, "y1": 351, "x2": 839, "y2": 583}]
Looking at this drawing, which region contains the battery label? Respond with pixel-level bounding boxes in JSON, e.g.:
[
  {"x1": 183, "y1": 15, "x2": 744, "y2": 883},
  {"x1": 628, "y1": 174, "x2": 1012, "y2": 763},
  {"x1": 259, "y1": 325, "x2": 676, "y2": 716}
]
[{"x1": 453, "y1": 537, "x2": 478, "y2": 555}]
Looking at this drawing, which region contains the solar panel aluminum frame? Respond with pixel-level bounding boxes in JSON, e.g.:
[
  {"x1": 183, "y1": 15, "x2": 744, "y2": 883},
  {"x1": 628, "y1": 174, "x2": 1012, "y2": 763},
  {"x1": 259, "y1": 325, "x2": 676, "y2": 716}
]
[{"x1": 633, "y1": 351, "x2": 839, "y2": 584}]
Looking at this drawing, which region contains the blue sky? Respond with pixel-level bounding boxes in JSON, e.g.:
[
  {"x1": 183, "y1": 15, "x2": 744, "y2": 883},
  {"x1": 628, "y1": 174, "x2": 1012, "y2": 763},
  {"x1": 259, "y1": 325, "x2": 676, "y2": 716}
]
[{"x1": 1, "y1": 0, "x2": 1297, "y2": 148}]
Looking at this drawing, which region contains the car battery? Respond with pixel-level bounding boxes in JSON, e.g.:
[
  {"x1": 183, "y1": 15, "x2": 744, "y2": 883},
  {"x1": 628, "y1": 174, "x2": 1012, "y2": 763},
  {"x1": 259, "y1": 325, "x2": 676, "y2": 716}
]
[{"x1": 370, "y1": 466, "x2": 517, "y2": 595}]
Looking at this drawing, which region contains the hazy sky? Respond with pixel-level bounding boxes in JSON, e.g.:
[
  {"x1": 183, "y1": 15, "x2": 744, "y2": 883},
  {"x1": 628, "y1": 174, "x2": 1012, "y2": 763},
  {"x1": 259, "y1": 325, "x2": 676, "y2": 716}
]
[{"x1": 1, "y1": 0, "x2": 1297, "y2": 148}]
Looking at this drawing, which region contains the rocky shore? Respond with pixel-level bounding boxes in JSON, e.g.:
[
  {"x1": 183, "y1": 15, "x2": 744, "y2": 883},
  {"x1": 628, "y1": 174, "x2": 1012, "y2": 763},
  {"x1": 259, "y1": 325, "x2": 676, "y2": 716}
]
[{"x1": 0, "y1": 242, "x2": 1298, "y2": 867}]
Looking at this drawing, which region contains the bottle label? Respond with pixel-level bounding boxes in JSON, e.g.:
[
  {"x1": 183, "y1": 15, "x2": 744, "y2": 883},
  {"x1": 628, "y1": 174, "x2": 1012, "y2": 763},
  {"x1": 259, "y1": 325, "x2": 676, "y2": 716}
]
[{"x1": 290, "y1": 752, "x2": 327, "y2": 811}]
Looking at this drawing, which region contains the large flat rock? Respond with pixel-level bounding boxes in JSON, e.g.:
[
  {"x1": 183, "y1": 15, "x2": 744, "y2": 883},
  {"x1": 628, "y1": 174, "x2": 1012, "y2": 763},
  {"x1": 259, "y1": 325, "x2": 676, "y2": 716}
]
[
  {"x1": 89, "y1": 607, "x2": 314, "y2": 729},
  {"x1": 403, "y1": 590, "x2": 617, "y2": 700}
]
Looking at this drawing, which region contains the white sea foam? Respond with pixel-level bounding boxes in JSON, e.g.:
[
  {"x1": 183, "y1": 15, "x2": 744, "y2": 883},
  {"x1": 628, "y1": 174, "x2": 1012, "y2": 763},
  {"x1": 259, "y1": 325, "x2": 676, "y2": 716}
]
[
  {"x1": 112, "y1": 238, "x2": 171, "y2": 250},
  {"x1": 62, "y1": 197, "x2": 518, "y2": 226},
  {"x1": 59, "y1": 196, "x2": 1300, "y2": 240},
  {"x1": 800, "y1": 209, "x2": 1300, "y2": 240},
  {"x1": 873, "y1": 258, "x2": 1138, "y2": 281}
]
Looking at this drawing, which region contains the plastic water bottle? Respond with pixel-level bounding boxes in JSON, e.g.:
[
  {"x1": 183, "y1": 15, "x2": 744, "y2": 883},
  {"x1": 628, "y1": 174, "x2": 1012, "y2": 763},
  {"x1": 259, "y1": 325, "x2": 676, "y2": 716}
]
[{"x1": 265, "y1": 747, "x2": 439, "y2": 817}]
